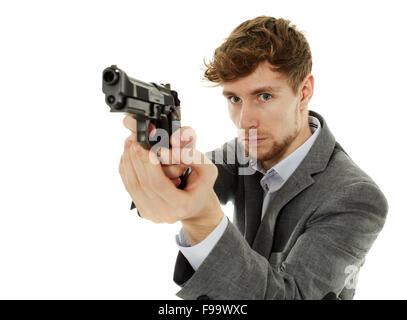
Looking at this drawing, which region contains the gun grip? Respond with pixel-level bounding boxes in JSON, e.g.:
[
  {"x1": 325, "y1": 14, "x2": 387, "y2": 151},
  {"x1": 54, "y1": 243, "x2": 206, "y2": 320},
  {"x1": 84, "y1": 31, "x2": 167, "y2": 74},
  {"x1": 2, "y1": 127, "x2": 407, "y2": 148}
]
[
  {"x1": 132, "y1": 115, "x2": 150, "y2": 149},
  {"x1": 178, "y1": 167, "x2": 192, "y2": 190}
]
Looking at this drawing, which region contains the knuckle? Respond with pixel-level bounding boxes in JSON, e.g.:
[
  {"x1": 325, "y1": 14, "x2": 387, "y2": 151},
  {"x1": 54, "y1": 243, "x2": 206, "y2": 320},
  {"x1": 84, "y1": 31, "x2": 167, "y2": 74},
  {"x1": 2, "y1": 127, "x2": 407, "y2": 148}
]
[
  {"x1": 123, "y1": 115, "x2": 130, "y2": 128},
  {"x1": 158, "y1": 147, "x2": 170, "y2": 164},
  {"x1": 123, "y1": 114, "x2": 137, "y2": 131},
  {"x1": 184, "y1": 126, "x2": 196, "y2": 138},
  {"x1": 124, "y1": 135, "x2": 135, "y2": 147}
]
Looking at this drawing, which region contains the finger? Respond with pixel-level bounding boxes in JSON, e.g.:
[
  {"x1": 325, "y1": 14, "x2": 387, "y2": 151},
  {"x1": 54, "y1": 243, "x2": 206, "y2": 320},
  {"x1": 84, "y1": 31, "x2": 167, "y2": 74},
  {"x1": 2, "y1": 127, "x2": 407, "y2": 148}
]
[
  {"x1": 123, "y1": 114, "x2": 156, "y2": 139},
  {"x1": 171, "y1": 177, "x2": 181, "y2": 187},
  {"x1": 120, "y1": 140, "x2": 141, "y2": 196},
  {"x1": 122, "y1": 142, "x2": 169, "y2": 222},
  {"x1": 129, "y1": 140, "x2": 180, "y2": 201},
  {"x1": 170, "y1": 126, "x2": 197, "y2": 149},
  {"x1": 170, "y1": 148, "x2": 218, "y2": 220},
  {"x1": 155, "y1": 147, "x2": 183, "y2": 165},
  {"x1": 176, "y1": 148, "x2": 218, "y2": 191},
  {"x1": 124, "y1": 133, "x2": 136, "y2": 148},
  {"x1": 121, "y1": 141, "x2": 157, "y2": 219},
  {"x1": 148, "y1": 122, "x2": 156, "y2": 138},
  {"x1": 123, "y1": 114, "x2": 138, "y2": 134},
  {"x1": 155, "y1": 146, "x2": 189, "y2": 177},
  {"x1": 162, "y1": 164, "x2": 188, "y2": 180}
]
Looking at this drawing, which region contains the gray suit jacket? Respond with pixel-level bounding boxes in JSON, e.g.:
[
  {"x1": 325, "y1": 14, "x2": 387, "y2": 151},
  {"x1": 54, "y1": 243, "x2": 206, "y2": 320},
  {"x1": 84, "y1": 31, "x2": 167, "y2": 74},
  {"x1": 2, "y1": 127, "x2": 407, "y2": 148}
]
[{"x1": 173, "y1": 110, "x2": 388, "y2": 300}]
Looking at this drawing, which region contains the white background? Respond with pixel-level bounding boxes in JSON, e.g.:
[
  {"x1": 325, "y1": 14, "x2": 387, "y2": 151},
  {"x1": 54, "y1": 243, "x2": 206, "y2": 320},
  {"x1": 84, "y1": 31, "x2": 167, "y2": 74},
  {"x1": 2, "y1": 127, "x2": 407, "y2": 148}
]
[{"x1": 0, "y1": 0, "x2": 406, "y2": 299}]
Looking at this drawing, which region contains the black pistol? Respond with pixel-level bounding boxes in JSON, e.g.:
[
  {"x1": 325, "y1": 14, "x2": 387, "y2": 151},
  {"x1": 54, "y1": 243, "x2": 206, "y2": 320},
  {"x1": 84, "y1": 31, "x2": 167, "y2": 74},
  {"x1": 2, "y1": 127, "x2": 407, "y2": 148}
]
[
  {"x1": 102, "y1": 65, "x2": 181, "y2": 149},
  {"x1": 102, "y1": 65, "x2": 190, "y2": 211}
]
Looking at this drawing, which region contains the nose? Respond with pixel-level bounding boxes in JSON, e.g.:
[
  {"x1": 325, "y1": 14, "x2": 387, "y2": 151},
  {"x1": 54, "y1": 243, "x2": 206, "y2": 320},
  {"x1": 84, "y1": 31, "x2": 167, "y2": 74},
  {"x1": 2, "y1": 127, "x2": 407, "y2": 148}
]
[{"x1": 238, "y1": 102, "x2": 259, "y2": 129}]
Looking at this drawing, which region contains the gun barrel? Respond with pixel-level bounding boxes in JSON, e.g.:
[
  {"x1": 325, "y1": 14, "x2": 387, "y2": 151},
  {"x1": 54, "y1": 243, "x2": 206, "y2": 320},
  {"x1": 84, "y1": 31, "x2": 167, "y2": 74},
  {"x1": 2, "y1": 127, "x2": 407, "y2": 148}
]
[
  {"x1": 102, "y1": 65, "x2": 182, "y2": 149},
  {"x1": 103, "y1": 67, "x2": 119, "y2": 85},
  {"x1": 102, "y1": 65, "x2": 180, "y2": 110}
]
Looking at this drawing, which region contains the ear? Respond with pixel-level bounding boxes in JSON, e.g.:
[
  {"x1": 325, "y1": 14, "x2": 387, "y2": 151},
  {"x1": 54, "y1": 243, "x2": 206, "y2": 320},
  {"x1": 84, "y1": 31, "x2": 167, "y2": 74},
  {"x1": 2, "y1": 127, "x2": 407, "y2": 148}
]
[{"x1": 299, "y1": 74, "x2": 314, "y2": 110}]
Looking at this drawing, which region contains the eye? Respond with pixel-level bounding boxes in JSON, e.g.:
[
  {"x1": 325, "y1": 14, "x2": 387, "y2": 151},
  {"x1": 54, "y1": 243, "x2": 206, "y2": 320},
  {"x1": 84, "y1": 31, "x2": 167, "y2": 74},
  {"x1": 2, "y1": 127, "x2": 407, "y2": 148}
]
[
  {"x1": 229, "y1": 96, "x2": 241, "y2": 104},
  {"x1": 259, "y1": 93, "x2": 272, "y2": 102}
]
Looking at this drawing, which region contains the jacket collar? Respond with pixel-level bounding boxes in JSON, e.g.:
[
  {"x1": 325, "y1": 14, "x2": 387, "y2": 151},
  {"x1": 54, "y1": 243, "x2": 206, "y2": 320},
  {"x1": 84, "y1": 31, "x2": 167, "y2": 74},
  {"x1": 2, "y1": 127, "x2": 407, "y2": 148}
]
[{"x1": 242, "y1": 110, "x2": 337, "y2": 254}]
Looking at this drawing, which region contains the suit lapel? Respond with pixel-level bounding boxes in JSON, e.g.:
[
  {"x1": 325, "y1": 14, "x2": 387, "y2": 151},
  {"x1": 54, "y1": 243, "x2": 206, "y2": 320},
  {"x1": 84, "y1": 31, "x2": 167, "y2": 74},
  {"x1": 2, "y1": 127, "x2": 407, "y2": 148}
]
[
  {"x1": 252, "y1": 172, "x2": 314, "y2": 257},
  {"x1": 247, "y1": 110, "x2": 337, "y2": 258}
]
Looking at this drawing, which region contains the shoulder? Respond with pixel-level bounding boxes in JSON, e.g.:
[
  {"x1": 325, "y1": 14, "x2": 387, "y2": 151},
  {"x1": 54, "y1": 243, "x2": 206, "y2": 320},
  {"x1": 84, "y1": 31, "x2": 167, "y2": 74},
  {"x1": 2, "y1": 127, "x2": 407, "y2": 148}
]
[
  {"x1": 322, "y1": 143, "x2": 381, "y2": 189},
  {"x1": 311, "y1": 143, "x2": 388, "y2": 223}
]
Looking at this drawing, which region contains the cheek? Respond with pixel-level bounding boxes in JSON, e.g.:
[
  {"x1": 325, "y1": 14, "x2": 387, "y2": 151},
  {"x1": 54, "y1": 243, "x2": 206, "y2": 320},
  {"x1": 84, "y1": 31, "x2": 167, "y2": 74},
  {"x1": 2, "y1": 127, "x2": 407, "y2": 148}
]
[
  {"x1": 228, "y1": 105, "x2": 240, "y2": 125},
  {"x1": 258, "y1": 103, "x2": 293, "y2": 137},
  {"x1": 260, "y1": 108, "x2": 285, "y2": 131}
]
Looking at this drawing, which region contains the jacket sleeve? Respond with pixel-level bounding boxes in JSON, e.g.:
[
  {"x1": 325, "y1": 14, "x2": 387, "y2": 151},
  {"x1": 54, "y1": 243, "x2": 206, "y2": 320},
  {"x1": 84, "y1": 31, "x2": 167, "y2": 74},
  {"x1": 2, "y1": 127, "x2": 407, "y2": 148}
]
[{"x1": 173, "y1": 181, "x2": 388, "y2": 300}]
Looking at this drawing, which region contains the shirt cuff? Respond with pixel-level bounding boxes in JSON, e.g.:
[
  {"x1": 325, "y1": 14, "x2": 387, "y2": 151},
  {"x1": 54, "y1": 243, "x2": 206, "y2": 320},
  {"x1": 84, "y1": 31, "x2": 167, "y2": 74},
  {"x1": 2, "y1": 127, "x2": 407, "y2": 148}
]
[{"x1": 175, "y1": 214, "x2": 228, "y2": 271}]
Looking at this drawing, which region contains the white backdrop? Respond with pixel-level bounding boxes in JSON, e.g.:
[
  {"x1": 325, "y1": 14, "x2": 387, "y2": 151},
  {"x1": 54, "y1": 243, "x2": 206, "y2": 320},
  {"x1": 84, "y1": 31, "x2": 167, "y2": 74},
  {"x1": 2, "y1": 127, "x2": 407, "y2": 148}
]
[{"x1": 0, "y1": 0, "x2": 406, "y2": 299}]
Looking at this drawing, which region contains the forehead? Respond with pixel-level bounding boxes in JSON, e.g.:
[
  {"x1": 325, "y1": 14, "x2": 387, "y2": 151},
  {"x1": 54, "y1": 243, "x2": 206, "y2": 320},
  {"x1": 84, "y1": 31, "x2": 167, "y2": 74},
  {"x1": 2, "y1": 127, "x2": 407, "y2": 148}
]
[{"x1": 221, "y1": 61, "x2": 288, "y2": 93}]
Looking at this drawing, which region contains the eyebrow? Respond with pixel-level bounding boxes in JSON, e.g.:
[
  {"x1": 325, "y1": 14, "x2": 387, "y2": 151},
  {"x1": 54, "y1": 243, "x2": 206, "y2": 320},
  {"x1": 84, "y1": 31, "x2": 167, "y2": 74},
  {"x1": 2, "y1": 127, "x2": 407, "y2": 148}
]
[{"x1": 222, "y1": 86, "x2": 282, "y2": 97}]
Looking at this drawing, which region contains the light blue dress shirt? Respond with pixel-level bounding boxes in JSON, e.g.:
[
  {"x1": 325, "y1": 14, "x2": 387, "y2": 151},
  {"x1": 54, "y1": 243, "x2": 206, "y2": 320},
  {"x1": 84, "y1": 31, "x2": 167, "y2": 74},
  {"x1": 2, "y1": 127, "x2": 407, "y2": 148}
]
[{"x1": 175, "y1": 115, "x2": 321, "y2": 271}]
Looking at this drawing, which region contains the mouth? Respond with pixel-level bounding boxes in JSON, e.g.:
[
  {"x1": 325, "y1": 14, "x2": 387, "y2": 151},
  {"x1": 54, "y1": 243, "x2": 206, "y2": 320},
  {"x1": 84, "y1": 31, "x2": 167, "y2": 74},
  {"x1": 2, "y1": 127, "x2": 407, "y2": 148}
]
[{"x1": 242, "y1": 138, "x2": 267, "y2": 145}]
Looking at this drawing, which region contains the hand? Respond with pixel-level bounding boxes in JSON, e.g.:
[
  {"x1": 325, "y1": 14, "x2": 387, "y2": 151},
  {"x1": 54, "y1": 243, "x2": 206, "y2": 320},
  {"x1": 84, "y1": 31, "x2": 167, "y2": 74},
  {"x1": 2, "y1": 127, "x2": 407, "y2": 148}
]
[
  {"x1": 122, "y1": 114, "x2": 196, "y2": 187},
  {"x1": 119, "y1": 115, "x2": 220, "y2": 226}
]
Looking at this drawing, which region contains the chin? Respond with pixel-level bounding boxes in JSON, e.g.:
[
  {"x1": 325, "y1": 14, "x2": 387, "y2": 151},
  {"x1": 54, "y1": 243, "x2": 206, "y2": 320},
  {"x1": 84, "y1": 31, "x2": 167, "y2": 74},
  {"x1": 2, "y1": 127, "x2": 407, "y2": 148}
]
[
  {"x1": 244, "y1": 143, "x2": 269, "y2": 161},
  {"x1": 248, "y1": 151, "x2": 270, "y2": 162},
  {"x1": 245, "y1": 140, "x2": 287, "y2": 164}
]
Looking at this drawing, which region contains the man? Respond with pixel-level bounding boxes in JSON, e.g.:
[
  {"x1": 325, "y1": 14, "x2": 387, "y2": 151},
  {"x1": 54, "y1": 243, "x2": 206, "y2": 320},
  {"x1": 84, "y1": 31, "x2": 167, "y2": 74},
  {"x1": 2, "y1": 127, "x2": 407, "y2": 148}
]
[{"x1": 119, "y1": 16, "x2": 388, "y2": 299}]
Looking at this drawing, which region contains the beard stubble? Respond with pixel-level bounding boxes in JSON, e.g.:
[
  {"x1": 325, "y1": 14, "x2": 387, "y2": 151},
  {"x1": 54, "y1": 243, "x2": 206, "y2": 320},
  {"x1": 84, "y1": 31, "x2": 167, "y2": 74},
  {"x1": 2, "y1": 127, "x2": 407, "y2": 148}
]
[{"x1": 244, "y1": 108, "x2": 301, "y2": 165}]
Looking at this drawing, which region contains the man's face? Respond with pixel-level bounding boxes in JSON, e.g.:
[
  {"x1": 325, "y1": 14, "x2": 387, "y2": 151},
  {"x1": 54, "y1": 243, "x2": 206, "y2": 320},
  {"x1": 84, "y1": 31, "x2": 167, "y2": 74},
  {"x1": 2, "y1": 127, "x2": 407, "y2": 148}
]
[{"x1": 221, "y1": 61, "x2": 312, "y2": 170}]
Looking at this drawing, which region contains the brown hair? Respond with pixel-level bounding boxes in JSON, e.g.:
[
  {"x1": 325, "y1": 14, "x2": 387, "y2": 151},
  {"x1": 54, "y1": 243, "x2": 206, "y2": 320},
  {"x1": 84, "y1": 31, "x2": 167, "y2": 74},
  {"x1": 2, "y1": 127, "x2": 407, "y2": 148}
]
[{"x1": 202, "y1": 16, "x2": 312, "y2": 94}]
